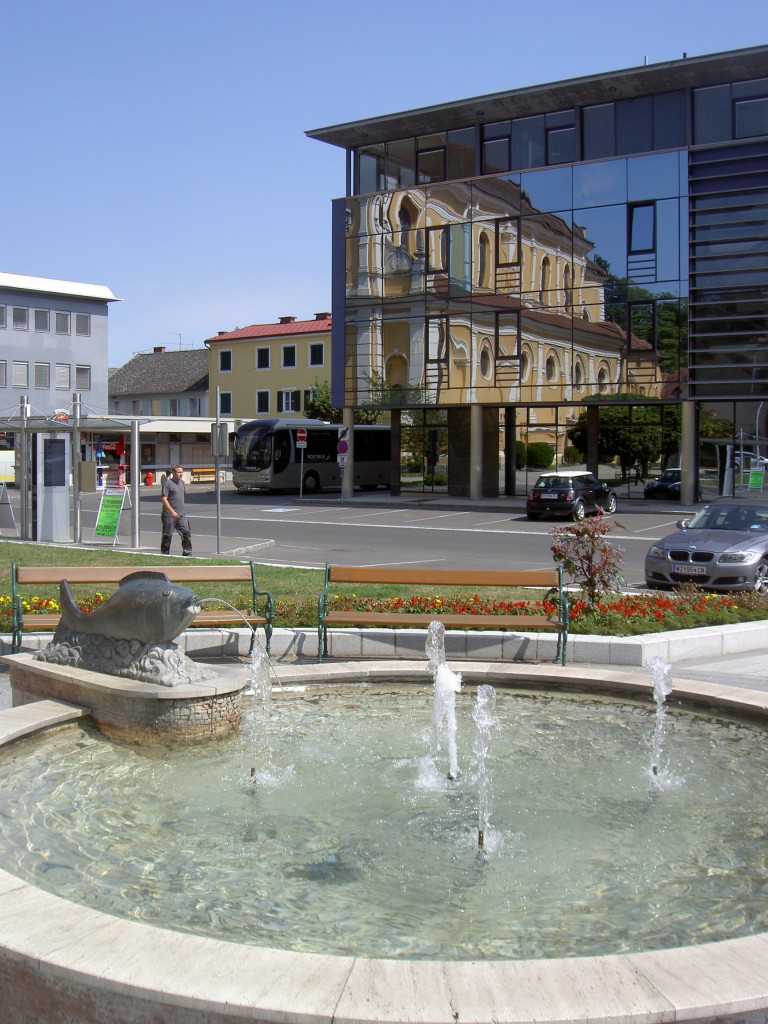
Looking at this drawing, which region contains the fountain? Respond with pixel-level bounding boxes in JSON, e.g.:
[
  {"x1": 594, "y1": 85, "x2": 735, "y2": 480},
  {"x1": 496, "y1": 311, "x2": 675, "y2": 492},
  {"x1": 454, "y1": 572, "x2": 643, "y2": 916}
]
[{"x1": 2, "y1": 633, "x2": 768, "y2": 1021}]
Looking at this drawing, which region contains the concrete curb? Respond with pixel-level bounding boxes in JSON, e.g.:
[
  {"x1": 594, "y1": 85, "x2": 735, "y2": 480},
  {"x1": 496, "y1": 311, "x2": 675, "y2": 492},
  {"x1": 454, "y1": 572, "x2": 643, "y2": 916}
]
[{"x1": 9, "y1": 619, "x2": 768, "y2": 669}]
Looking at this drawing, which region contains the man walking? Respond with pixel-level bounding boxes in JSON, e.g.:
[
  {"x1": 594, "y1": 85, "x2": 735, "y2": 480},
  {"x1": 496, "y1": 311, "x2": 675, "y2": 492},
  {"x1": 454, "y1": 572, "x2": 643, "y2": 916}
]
[{"x1": 161, "y1": 464, "x2": 192, "y2": 556}]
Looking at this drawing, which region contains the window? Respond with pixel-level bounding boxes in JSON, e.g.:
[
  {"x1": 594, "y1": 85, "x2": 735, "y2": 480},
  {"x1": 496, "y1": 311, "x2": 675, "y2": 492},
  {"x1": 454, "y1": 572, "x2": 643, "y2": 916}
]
[
  {"x1": 55, "y1": 311, "x2": 70, "y2": 334},
  {"x1": 545, "y1": 354, "x2": 558, "y2": 382},
  {"x1": 75, "y1": 313, "x2": 91, "y2": 337},
  {"x1": 416, "y1": 133, "x2": 446, "y2": 184},
  {"x1": 496, "y1": 218, "x2": 520, "y2": 266},
  {"x1": 55, "y1": 364, "x2": 70, "y2": 389},
  {"x1": 583, "y1": 103, "x2": 615, "y2": 161},
  {"x1": 735, "y1": 96, "x2": 768, "y2": 139},
  {"x1": 34, "y1": 363, "x2": 50, "y2": 388},
  {"x1": 219, "y1": 392, "x2": 232, "y2": 416},
  {"x1": 309, "y1": 342, "x2": 324, "y2": 367},
  {"x1": 426, "y1": 226, "x2": 448, "y2": 272},
  {"x1": 219, "y1": 349, "x2": 232, "y2": 373},
  {"x1": 446, "y1": 127, "x2": 476, "y2": 180},
  {"x1": 188, "y1": 397, "x2": 200, "y2": 416},
  {"x1": 12, "y1": 308, "x2": 28, "y2": 330},
  {"x1": 277, "y1": 389, "x2": 300, "y2": 412},
  {"x1": 34, "y1": 309, "x2": 50, "y2": 332},
  {"x1": 629, "y1": 203, "x2": 656, "y2": 252},
  {"x1": 481, "y1": 121, "x2": 511, "y2": 175},
  {"x1": 0, "y1": 306, "x2": 5, "y2": 329},
  {"x1": 256, "y1": 390, "x2": 269, "y2": 413},
  {"x1": 0, "y1": 361, "x2": 6, "y2": 386},
  {"x1": 12, "y1": 362, "x2": 28, "y2": 387},
  {"x1": 479, "y1": 344, "x2": 493, "y2": 380},
  {"x1": 282, "y1": 345, "x2": 296, "y2": 368},
  {"x1": 538, "y1": 256, "x2": 551, "y2": 303},
  {"x1": 169, "y1": 398, "x2": 180, "y2": 415},
  {"x1": 256, "y1": 347, "x2": 270, "y2": 370},
  {"x1": 75, "y1": 365, "x2": 91, "y2": 390}
]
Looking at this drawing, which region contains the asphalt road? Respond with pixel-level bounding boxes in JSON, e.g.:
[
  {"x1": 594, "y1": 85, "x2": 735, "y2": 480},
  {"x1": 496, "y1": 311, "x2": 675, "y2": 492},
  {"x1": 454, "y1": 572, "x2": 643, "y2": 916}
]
[{"x1": 51, "y1": 486, "x2": 690, "y2": 590}]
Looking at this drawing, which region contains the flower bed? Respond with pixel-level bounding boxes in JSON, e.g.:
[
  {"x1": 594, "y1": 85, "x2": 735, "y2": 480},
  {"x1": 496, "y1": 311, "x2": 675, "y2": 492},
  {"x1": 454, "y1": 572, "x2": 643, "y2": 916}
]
[{"x1": 3, "y1": 588, "x2": 767, "y2": 639}]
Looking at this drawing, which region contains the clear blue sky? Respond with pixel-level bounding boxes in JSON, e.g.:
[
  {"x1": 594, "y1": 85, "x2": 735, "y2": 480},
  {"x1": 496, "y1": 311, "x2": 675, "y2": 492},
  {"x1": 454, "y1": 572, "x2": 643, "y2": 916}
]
[{"x1": 3, "y1": 0, "x2": 765, "y2": 367}]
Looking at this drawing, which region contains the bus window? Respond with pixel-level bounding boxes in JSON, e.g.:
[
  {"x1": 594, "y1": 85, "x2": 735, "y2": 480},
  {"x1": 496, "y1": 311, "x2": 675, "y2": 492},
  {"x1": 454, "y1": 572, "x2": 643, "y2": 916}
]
[{"x1": 273, "y1": 430, "x2": 291, "y2": 474}]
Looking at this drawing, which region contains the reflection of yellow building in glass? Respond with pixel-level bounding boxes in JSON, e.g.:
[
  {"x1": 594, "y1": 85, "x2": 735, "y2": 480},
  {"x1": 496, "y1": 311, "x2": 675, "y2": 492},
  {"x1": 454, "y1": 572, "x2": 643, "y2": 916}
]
[
  {"x1": 205, "y1": 314, "x2": 331, "y2": 419},
  {"x1": 344, "y1": 175, "x2": 660, "y2": 412}
]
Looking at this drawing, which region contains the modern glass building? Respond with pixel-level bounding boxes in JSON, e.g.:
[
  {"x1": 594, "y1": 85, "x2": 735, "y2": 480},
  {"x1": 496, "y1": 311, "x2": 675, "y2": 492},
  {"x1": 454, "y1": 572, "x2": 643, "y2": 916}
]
[{"x1": 308, "y1": 46, "x2": 768, "y2": 501}]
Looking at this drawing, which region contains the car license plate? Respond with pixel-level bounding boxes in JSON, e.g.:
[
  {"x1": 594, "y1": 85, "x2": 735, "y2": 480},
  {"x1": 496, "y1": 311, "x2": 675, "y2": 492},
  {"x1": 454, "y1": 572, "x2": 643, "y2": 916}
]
[
  {"x1": 541, "y1": 492, "x2": 558, "y2": 499},
  {"x1": 674, "y1": 564, "x2": 706, "y2": 575}
]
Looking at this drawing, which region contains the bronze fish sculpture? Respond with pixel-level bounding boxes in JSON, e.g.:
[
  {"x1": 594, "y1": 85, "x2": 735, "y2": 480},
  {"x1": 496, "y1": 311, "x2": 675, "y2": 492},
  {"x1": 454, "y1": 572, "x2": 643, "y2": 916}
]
[{"x1": 59, "y1": 571, "x2": 201, "y2": 644}]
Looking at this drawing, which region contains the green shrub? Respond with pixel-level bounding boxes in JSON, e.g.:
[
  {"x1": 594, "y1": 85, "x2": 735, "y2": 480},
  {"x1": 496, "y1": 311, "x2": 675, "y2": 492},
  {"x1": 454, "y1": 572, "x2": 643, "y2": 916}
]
[
  {"x1": 562, "y1": 445, "x2": 581, "y2": 465},
  {"x1": 525, "y1": 442, "x2": 554, "y2": 469}
]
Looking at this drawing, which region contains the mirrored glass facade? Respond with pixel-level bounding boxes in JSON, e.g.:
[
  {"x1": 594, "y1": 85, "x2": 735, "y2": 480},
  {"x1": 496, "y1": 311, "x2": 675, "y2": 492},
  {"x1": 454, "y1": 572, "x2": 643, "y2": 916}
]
[{"x1": 311, "y1": 47, "x2": 768, "y2": 497}]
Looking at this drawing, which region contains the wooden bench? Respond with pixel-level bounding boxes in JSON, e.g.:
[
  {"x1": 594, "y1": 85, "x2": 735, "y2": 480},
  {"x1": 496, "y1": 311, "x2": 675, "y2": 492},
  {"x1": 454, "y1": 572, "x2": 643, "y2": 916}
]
[
  {"x1": 317, "y1": 564, "x2": 568, "y2": 665},
  {"x1": 190, "y1": 467, "x2": 218, "y2": 484},
  {"x1": 10, "y1": 562, "x2": 274, "y2": 655}
]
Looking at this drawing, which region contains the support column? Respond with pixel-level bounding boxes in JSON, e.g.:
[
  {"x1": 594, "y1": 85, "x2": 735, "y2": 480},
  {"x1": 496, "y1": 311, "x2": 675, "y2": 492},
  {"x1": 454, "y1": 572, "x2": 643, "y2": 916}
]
[
  {"x1": 389, "y1": 409, "x2": 401, "y2": 496},
  {"x1": 470, "y1": 404, "x2": 482, "y2": 500},
  {"x1": 586, "y1": 405, "x2": 599, "y2": 476},
  {"x1": 342, "y1": 406, "x2": 354, "y2": 501},
  {"x1": 680, "y1": 400, "x2": 697, "y2": 505}
]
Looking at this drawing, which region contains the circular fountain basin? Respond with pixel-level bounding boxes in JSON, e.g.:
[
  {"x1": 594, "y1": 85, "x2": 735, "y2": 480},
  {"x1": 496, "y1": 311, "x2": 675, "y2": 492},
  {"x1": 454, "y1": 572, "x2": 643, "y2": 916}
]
[{"x1": 1, "y1": 660, "x2": 768, "y2": 1023}]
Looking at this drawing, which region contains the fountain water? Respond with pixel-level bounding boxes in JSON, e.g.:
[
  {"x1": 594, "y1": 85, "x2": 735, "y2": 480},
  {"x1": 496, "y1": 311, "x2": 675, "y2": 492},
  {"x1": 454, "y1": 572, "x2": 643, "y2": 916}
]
[
  {"x1": 425, "y1": 620, "x2": 462, "y2": 779},
  {"x1": 649, "y1": 656, "x2": 674, "y2": 786},
  {"x1": 471, "y1": 684, "x2": 498, "y2": 848}
]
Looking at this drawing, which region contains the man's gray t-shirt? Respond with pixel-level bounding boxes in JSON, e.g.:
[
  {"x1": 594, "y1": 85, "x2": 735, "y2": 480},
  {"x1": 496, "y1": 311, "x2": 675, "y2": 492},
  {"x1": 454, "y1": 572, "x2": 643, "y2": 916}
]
[{"x1": 162, "y1": 476, "x2": 186, "y2": 515}]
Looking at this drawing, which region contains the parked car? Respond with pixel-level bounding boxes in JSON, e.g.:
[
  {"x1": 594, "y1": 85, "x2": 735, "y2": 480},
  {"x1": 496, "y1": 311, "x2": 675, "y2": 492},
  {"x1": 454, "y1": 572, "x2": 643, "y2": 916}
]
[
  {"x1": 644, "y1": 468, "x2": 681, "y2": 500},
  {"x1": 645, "y1": 497, "x2": 768, "y2": 594},
  {"x1": 526, "y1": 471, "x2": 617, "y2": 522}
]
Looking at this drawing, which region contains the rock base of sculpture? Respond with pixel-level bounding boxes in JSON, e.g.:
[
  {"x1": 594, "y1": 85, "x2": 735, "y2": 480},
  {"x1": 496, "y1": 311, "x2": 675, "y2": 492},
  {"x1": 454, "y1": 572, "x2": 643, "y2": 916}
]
[{"x1": 36, "y1": 626, "x2": 212, "y2": 688}]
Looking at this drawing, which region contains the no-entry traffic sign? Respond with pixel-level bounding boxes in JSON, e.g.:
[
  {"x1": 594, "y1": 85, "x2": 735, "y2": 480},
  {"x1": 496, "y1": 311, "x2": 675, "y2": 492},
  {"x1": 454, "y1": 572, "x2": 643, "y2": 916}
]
[{"x1": 296, "y1": 427, "x2": 308, "y2": 449}]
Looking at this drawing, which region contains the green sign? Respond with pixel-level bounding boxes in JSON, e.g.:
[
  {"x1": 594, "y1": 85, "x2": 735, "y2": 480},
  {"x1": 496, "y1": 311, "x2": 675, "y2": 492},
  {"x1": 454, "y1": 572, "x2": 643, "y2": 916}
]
[
  {"x1": 94, "y1": 488, "x2": 126, "y2": 539},
  {"x1": 749, "y1": 469, "x2": 764, "y2": 490}
]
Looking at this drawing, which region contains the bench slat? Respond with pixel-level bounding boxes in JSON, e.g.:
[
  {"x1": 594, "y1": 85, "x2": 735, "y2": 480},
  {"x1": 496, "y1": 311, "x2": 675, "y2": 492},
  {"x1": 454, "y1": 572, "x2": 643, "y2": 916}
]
[
  {"x1": 323, "y1": 612, "x2": 559, "y2": 630},
  {"x1": 328, "y1": 566, "x2": 558, "y2": 588},
  {"x1": 15, "y1": 565, "x2": 254, "y2": 584}
]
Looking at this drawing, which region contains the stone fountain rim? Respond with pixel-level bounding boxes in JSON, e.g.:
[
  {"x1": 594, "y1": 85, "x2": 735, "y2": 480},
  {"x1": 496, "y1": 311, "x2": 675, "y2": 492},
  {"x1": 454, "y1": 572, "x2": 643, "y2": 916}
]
[{"x1": 1, "y1": 659, "x2": 768, "y2": 1024}]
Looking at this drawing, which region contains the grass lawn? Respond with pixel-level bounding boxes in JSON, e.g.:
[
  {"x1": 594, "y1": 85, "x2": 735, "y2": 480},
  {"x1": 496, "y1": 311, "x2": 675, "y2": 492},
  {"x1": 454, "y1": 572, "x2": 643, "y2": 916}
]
[{"x1": 1, "y1": 540, "x2": 767, "y2": 636}]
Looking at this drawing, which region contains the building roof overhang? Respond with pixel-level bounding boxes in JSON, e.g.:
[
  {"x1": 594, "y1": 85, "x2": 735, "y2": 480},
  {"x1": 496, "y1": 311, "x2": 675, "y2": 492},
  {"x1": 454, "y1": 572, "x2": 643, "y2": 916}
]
[
  {"x1": 306, "y1": 45, "x2": 768, "y2": 150},
  {"x1": 0, "y1": 272, "x2": 119, "y2": 303}
]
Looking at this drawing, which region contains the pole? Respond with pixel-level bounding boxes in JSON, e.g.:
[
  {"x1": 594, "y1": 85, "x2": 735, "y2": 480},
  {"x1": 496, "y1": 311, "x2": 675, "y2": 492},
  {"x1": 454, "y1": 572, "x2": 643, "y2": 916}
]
[
  {"x1": 19, "y1": 395, "x2": 29, "y2": 540},
  {"x1": 72, "y1": 392, "x2": 81, "y2": 544},
  {"x1": 215, "y1": 387, "x2": 221, "y2": 555},
  {"x1": 130, "y1": 418, "x2": 140, "y2": 549}
]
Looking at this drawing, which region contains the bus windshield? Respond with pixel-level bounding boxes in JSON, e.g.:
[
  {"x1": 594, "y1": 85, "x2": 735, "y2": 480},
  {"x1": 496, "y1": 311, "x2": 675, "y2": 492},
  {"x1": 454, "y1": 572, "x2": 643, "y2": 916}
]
[{"x1": 232, "y1": 422, "x2": 273, "y2": 472}]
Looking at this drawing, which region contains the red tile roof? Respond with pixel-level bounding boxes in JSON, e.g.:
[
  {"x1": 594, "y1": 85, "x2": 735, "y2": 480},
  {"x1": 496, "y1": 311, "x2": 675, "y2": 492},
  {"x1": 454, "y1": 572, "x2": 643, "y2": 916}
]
[{"x1": 206, "y1": 316, "x2": 331, "y2": 343}]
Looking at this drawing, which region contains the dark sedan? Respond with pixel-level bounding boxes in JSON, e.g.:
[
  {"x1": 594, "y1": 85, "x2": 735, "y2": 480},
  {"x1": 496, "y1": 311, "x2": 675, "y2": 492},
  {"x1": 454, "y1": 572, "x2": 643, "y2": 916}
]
[
  {"x1": 526, "y1": 471, "x2": 617, "y2": 522},
  {"x1": 645, "y1": 497, "x2": 768, "y2": 593},
  {"x1": 644, "y1": 468, "x2": 681, "y2": 500}
]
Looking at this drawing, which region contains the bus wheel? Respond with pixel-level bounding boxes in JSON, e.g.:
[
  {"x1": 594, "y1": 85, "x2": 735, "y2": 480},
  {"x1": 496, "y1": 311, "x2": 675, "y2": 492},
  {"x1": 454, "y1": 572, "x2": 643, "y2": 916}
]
[{"x1": 303, "y1": 471, "x2": 321, "y2": 493}]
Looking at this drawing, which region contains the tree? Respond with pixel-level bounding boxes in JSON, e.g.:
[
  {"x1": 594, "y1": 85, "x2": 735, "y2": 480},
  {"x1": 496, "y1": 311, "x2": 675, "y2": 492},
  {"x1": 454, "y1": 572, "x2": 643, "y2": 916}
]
[
  {"x1": 304, "y1": 379, "x2": 342, "y2": 423},
  {"x1": 567, "y1": 395, "x2": 682, "y2": 478},
  {"x1": 304, "y1": 378, "x2": 384, "y2": 425}
]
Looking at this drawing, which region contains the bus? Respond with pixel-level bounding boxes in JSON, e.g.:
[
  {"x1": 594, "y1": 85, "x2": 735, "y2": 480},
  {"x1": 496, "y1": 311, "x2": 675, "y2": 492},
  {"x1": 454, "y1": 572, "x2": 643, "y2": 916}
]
[{"x1": 232, "y1": 418, "x2": 391, "y2": 493}]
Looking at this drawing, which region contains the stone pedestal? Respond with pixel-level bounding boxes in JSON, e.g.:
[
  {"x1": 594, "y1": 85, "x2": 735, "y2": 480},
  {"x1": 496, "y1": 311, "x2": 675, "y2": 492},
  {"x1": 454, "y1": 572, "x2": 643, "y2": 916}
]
[{"x1": 1, "y1": 654, "x2": 249, "y2": 742}]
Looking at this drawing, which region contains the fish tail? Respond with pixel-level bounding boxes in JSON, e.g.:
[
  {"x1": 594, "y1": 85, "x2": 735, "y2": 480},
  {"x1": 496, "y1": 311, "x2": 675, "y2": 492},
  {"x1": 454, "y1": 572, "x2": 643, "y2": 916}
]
[{"x1": 59, "y1": 580, "x2": 86, "y2": 631}]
